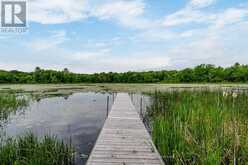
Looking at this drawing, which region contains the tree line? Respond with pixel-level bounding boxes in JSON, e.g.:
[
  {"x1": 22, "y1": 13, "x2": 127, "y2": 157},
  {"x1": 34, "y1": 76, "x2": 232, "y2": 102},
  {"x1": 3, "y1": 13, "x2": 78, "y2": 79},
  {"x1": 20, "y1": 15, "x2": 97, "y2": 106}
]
[{"x1": 0, "y1": 63, "x2": 248, "y2": 84}]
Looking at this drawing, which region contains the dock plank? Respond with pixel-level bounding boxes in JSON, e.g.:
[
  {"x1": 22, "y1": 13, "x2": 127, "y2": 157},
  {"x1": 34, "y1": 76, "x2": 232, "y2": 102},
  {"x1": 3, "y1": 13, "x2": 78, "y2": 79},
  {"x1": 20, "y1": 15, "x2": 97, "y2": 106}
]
[{"x1": 86, "y1": 93, "x2": 164, "y2": 165}]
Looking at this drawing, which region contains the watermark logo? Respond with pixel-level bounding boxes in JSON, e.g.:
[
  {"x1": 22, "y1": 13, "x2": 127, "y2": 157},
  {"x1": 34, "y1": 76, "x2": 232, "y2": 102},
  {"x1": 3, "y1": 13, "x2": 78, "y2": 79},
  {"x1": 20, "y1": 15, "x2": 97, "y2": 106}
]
[{"x1": 1, "y1": 0, "x2": 28, "y2": 33}]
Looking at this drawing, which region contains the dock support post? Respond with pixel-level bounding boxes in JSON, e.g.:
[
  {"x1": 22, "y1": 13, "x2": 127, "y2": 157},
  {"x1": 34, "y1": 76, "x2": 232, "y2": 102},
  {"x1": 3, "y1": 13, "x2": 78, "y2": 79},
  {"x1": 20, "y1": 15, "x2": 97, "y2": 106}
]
[
  {"x1": 140, "y1": 96, "x2": 143, "y2": 118},
  {"x1": 107, "y1": 96, "x2": 109, "y2": 117},
  {"x1": 112, "y1": 93, "x2": 114, "y2": 102}
]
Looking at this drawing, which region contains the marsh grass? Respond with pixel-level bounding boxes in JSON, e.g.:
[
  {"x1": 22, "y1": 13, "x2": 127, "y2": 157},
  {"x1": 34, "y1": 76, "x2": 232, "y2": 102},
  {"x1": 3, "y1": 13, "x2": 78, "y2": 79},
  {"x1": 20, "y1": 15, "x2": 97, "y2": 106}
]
[
  {"x1": 0, "y1": 93, "x2": 75, "y2": 164},
  {"x1": 147, "y1": 90, "x2": 248, "y2": 164},
  {"x1": 0, "y1": 132, "x2": 75, "y2": 165},
  {"x1": 0, "y1": 93, "x2": 29, "y2": 125}
]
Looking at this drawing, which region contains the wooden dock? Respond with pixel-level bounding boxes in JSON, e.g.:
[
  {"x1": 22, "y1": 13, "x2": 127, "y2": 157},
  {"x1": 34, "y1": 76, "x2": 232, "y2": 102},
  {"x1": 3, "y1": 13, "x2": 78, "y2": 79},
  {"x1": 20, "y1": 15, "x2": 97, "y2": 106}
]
[{"x1": 87, "y1": 93, "x2": 164, "y2": 165}]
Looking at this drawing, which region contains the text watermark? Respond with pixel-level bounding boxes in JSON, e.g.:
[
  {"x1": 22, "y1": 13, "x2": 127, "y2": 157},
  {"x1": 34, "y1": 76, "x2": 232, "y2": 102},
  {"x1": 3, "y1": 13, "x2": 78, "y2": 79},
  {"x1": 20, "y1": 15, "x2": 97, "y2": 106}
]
[{"x1": 1, "y1": 0, "x2": 28, "y2": 33}]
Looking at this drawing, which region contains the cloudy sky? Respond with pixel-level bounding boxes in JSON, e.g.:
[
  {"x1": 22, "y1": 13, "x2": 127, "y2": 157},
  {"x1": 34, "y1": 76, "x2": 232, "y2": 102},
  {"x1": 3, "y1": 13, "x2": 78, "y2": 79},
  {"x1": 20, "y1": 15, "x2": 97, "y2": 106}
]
[{"x1": 0, "y1": 0, "x2": 248, "y2": 73}]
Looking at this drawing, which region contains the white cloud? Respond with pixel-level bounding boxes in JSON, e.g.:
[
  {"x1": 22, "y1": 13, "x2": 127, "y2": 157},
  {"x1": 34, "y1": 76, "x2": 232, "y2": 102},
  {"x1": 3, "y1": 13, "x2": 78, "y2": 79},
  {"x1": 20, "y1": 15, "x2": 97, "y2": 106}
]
[
  {"x1": 179, "y1": 30, "x2": 194, "y2": 37},
  {"x1": 0, "y1": 62, "x2": 35, "y2": 71},
  {"x1": 92, "y1": 0, "x2": 154, "y2": 29},
  {"x1": 29, "y1": 0, "x2": 88, "y2": 24},
  {"x1": 65, "y1": 50, "x2": 170, "y2": 72},
  {"x1": 164, "y1": 19, "x2": 248, "y2": 69},
  {"x1": 162, "y1": 0, "x2": 218, "y2": 27},
  {"x1": 189, "y1": 0, "x2": 216, "y2": 8},
  {"x1": 27, "y1": 0, "x2": 248, "y2": 33},
  {"x1": 137, "y1": 29, "x2": 183, "y2": 42},
  {"x1": 162, "y1": 2, "x2": 218, "y2": 27},
  {"x1": 28, "y1": 0, "x2": 152, "y2": 29},
  {"x1": 163, "y1": 9, "x2": 209, "y2": 27},
  {"x1": 93, "y1": 0, "x2": 144, "y2": 19},
  {"x1": 27, "y1": 30, "x2": 67, "y2": 51},
  {"x1": 102, "y1": 56, "x2": 170, "y2": 72},
  {"x1": 70, "y1": 49, "x2": 108, "y2": 61},
  {"x1": 168, "y1": 37, "x2": 223, "y2": 60},
  {"x1": 2, "y1": 0, "x2": 248, "y2": 73},
  {"x1": 27, "y1": 0, "x2": 158, "y2": 31},
  {"x1": 214, "y1": 8, "x2": 248, "y2": 29},
  {"x1": 82, "y1": 37, "x2": 124, "y2": 50},
  {"x1": 163, "y1": 1, "x2": 248, "y2": 29}
]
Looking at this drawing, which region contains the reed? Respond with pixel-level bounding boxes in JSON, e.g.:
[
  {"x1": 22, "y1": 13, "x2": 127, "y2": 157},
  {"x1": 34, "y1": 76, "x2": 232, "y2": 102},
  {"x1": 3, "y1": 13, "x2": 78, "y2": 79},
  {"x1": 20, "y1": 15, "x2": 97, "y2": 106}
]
[
  {"x1": 0, "y1": 132, "x2": 75, "y2": 165},
  {"x1": 147, "y1": 90, "x2": 248, "y2": 164},
  {"x1": 0, "y1": 93, "x2": 29, "y2": 123}
]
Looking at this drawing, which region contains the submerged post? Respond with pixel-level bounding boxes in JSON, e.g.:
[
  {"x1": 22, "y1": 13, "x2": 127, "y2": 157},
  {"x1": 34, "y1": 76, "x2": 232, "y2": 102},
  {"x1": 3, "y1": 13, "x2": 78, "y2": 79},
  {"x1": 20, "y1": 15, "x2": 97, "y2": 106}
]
[
  {"x1": 140, "y1": 96, "x2": 143, "y2": 118},
  {"x1": 130, "y1": 93, "x2": 133, "y2": 102},
  {"x1": 112, "y1": 93, "x2": 114, "y2": 102},
  {"x1": 106, "y1": 96, "x2": 109, "y2": 117}
]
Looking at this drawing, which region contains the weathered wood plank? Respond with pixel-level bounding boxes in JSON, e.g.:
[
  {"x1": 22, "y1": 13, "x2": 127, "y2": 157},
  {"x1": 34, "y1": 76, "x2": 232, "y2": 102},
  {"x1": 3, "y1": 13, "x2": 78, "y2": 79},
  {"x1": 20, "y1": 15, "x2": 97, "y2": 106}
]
[{"x1": 86, "y1": 93, "x2": 164, "y2": 165}]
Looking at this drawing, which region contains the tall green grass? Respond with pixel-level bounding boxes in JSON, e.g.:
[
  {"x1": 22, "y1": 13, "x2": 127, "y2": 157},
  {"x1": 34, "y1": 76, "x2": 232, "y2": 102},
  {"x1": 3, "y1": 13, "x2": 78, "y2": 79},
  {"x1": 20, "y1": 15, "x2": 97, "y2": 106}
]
[
  {"x1": 147, "y1": 90, "x2": 248, "y2": 164},
  {"x1": 0, "y1": 132, "x2": 75, "y2": 165},
  {"x1": 0, "y1": 93, "x2": 29, "y2": 123},
  {"x1": 0, "y1": 93, "x2": 75, "y2": 164}
]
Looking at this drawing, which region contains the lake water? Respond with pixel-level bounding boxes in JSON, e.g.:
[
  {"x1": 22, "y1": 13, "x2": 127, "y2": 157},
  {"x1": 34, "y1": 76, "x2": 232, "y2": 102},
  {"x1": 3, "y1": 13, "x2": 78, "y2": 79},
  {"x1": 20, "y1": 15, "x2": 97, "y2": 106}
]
[{"x1": 1, "y1": 92, "x2": 114, "y2": 165}]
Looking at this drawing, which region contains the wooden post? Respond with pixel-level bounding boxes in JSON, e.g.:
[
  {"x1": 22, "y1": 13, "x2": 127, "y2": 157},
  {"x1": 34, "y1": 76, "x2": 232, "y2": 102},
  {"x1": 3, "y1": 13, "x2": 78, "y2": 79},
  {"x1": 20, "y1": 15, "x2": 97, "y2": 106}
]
[
  {"x1": 107, "y1": 96, "x2": 109, "y2": 118},
  {"x1": 112, "y1": 93, "x2": 114, "y2": 102},
  {"x1": 140, "y1": 96, "x2": 143, "y2": 118}
]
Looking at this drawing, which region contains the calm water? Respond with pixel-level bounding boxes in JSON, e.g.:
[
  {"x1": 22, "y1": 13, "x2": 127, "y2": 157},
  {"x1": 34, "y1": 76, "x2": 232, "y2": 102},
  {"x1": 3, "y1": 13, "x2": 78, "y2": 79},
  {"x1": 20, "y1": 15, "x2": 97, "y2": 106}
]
[{"x1": 2, "y1": 92, "x2": 114, "y2": 165}]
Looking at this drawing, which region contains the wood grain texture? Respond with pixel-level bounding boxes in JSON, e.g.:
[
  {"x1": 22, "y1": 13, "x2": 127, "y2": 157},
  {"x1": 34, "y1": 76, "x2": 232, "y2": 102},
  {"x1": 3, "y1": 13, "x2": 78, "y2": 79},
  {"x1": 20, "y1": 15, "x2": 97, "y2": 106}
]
[{"x1": 87, "y1": 93, "x2": 164, "y2": 165}]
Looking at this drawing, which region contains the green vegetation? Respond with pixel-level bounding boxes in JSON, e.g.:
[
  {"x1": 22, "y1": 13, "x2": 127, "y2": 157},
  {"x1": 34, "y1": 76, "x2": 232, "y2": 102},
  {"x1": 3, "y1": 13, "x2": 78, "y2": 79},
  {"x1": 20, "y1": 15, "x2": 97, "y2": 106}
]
[
  {"x1": 0, "y1": 133, "x2": 75, "y2": 165},
  {"x1": 0, "y1": 93, "x2": 75, "y2": 165},
  {"x1": 1, "y1": 63, "x2": 248, "y2": 83},
  {"x1": 147, "y1": 90, "x2": 248, "y2": 164},
  {"x1": 0, "y1": 93, "x2": 29, "y2": 124}
]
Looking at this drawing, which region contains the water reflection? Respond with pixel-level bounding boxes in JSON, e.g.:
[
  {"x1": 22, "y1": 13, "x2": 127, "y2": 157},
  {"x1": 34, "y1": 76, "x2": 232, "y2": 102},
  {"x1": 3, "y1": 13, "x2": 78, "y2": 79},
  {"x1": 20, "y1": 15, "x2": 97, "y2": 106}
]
[
  {"x1": 0, "y1": 94, "x2": 29, "y2": 129},
  {"x1": 1, "y1": 92, "x2": 114, "y2": 165}
]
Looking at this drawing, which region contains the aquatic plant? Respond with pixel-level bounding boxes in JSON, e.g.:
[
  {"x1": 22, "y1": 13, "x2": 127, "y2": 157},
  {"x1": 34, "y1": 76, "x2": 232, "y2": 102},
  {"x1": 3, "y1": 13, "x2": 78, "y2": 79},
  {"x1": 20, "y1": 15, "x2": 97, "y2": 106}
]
[
  {"x1": 147, "y1": 90, "x2": 248, "y2": 164},
  {"x1": 0, "y1": 93, "x2": 29, "y2": 125},
  {"x1": 0, "y1": 132, "x2": 75, "y2": 165}
]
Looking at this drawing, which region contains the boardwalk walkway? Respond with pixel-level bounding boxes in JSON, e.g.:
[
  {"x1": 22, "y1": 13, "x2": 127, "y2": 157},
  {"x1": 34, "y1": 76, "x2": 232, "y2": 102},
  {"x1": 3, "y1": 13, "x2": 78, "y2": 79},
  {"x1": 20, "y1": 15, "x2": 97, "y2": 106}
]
[{"x1": 87, "y1": 93, "x2": 164, "y2": 165}]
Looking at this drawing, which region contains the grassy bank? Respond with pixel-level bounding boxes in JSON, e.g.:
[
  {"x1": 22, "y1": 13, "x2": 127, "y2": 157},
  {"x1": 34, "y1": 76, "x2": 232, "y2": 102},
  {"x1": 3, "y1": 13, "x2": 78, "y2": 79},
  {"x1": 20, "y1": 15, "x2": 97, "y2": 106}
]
[
  {"x1": 147, "y1": 90, "x2": 248, "y2": 164},
  {"x1": 0, "y1": 133, "x2": 75, "y2": 165}
]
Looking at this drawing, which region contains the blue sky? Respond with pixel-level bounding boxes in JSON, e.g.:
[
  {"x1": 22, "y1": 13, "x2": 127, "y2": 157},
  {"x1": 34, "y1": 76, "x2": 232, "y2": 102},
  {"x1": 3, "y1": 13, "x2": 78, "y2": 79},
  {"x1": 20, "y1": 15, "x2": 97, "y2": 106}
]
[{"x1": 0, "y1": 0, "x2": 248, "y2": 73}]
